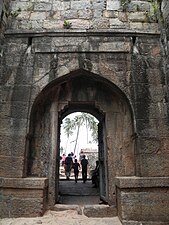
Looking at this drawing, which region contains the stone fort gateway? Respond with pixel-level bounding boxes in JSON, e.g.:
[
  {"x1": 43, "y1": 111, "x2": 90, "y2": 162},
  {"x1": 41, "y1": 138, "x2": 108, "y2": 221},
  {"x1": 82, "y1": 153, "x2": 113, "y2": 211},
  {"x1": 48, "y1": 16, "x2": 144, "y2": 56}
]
[{"x1": 0, "y1": 0, "x2": 169, "y2": 224}]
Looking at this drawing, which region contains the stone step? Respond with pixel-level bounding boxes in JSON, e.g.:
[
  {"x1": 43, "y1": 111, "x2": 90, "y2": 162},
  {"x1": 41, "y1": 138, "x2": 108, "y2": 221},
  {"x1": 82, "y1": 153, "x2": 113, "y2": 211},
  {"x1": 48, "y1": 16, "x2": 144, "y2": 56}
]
[{"x1": 53, "y1": 204, "x2": 117, "y2": 218}]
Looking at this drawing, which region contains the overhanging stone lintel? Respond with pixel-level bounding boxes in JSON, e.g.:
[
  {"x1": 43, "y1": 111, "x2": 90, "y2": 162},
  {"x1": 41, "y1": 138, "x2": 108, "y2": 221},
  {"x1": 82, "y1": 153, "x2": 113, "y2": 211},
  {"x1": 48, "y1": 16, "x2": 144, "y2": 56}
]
[{"x1": 4, "y1": 29, "x2": 161, "y2": 38}]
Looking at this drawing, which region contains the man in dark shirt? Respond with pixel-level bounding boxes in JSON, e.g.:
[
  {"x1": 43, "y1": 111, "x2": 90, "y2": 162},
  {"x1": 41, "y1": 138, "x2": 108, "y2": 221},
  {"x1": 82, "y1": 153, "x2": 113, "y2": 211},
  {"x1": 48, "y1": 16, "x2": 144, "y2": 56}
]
[
  {"x1": 81, "y1": 155, "x2": 88, "y2": 183},
  {"x1": 64, "y1": 153, "x2": 73, "y2": 180}
]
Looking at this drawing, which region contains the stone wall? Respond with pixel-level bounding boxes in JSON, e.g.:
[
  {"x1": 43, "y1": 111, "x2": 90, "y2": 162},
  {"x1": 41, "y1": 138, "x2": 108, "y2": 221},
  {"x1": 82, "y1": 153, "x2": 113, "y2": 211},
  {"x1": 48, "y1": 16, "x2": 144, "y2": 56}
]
[
  {"x1": 0, "y1": 0, "x2": 169, "y2": 223},
  {"x1": 162, "y1": 0, "x2": 169, "y2": 37},
  {"x1": 7, "y1": 0, "x2": 159, "y2": 32},
  {"x1": 0, "y1": 1, "x2": 10, "y2": 50},
  {"x1": 115, "y1": 177, "x2": 169, "y2": 225},
  {"x1": 0, "y1": 177, "x2": 48, "y2": 218},
  {"x1": 161, "y1": 0, "x2": 169, "y2": 123}
]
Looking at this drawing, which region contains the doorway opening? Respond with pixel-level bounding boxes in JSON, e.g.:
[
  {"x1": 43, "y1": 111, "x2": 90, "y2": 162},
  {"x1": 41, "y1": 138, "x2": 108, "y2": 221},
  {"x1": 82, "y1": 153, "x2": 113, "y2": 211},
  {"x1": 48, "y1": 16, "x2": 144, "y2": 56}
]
[{"x1": 58, "y1": 111, "x2": 108, "y2": 205}]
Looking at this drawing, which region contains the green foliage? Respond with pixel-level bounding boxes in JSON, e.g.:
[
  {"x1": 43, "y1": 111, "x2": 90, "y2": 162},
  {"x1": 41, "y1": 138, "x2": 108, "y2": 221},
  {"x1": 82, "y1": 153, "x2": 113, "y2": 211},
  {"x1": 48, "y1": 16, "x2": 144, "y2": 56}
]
[
  {"x1": 27, "y1": 0, "x2": 34, "y2": 11},
  {"x1": 121, "y1": 0, "x2": 131, "y2": 12},
  {"x1": 10, "y1": 8, "x2": 21, "y2": 17},
  {"x1": 63, "y1": 113, "x2": 98, "y2": 144},
  {"x1": 145, "y1": 0, "x2": 164, "y2": 23},
  {"x1": 63, "y1": 20, "x2": 72, "y2": 29}
]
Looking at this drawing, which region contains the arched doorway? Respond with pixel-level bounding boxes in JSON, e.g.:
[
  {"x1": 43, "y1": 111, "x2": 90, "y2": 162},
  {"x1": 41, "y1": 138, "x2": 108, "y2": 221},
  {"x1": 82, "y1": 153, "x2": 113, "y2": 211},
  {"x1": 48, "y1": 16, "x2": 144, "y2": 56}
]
[
  {"x1": 58, "y1": 110, "x2": 107, "y2": 204},
  {"x1": 26, "y1": 69, "x2": 135, "y2": 208}
]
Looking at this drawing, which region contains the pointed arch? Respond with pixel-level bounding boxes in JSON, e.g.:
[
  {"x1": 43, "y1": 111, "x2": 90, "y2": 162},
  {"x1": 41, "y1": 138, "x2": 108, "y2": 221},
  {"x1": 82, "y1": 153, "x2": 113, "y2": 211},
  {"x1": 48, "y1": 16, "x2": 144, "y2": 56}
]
[{"x1": 25, "y1": 69, "x2": 136, "y2": 207}]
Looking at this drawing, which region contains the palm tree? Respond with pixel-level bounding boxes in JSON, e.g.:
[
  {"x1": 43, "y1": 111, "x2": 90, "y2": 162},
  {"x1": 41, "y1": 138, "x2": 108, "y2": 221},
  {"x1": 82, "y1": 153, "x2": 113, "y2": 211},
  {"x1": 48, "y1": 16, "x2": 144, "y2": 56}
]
[
  {"x1": 73, "y1": 113, "x2": 98, "y2": 153},
  {"x1": 63, "y1": 112, "x2": 98, "y2": 154},
  {"x1": 63, "y1": 117, "x2": 74, "y2": 150}
]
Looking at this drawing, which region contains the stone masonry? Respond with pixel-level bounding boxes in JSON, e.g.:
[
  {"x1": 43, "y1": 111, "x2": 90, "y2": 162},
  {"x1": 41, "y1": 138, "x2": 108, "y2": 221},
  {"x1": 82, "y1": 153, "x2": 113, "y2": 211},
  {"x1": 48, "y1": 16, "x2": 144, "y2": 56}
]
[{"x1": 0, "y1": 0, "x2": 169, "y2": 224}]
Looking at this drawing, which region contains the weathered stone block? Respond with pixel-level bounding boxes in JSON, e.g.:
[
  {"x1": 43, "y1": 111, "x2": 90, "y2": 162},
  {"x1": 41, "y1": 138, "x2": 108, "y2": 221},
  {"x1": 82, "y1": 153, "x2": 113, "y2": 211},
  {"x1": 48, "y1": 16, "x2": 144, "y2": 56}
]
[
  {"x1": 71, "y1": 1, "x2": 91, "y2": 10},
  {"x1": 0, "y1": 118, "x2": 27, "y2": 136},
  {"x1": 115, "y1": 177, "x2": 169, "y2": 223},
  {"x1": 0, "y1": 178, "x2": 48, "y2": 218},
  {"x1": 110, "y1": 18, "x2": 125, "y2": 28},
  {"x1": 1, "y1": 197, "x2": 44, "y2": 218},
  {"x1": 53, "y1": 204, "x2": 82, "y2": 215},
  {"x1": 34, "y1": 2, "x2": 52, "y2": 11},
  {"x1": 43, "y1": 19, "x2": 63, "y2": 30},
  {"x1": 30, "y1": 12, "x2": 47, "y2": 20},
  {"x1": 136, "y1": 119, "x2": 159, "y2": 136},
  {"x1": 78, "y1": 9, "x2": 93, "y2": 19},
  {"x1": 139, "y1": 153, "x2": 169, "y2": 176},
  {"x1": 149, "y1": 85, "x2": 165, "y2": 102},
  {"x1": 128, "y1": 12, "x2": 148, "y2": 22},
  {"x1": 53, "y1": 2, "x2": 70, "y2": 11},
  {"x1": 3, "y1": 188, "x2": 44, "y2": 198},
  {"x1": 60, "y1": 9, "x2": 78, "y2": 19},
  {"x1": 10, "y1": 1, "x2": 30, "y2": 11},
  {"x1": 70, "y1": 19, "x2": 90, "y2": 29},
  {"x1": 0, "y1": 134, "x2": 25, "y2": 157},
  {"x1": 83, "y1": 205, "x2": 117, "y2": 217},
  {"x1": 0, "y1": 178, "x2": 48, "y2": 189},
  {"x1": 91, "y1": 18, "x2": 110, "y2": 29},
  {"x1": 103, "y1": 10, "x2": 118, "y2": 18},
  {"x1": 106, "y1": 0, "x2": 121, "y2": 11},
  {"x1": 32, "y1": 37, "x2": 52, "y2": 52},
  {"x1": 17, "y1": 11, "x2": 30, "y2": 20},
  {"x1": 128, "y1": 1, "x2": 151, "y2": 12},
  {"x1": 6, "y1": 86, "x2": 31, "y2": 102},
  {"x1": 129, "y1": 22, "x2": 143, "y2": 30},
  {"x1": 0, "y1": 156, "x2": 24, "y2": 177}
]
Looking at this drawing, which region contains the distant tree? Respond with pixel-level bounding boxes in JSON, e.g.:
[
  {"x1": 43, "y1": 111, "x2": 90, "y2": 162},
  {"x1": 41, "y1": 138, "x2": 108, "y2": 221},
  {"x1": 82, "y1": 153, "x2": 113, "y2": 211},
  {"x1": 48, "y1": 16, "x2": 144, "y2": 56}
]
[
  {"x1": 63, "y1": 117, "x2": 74, "y2": 149},
  {"x1": 60, "y1": 146, "x2": 64, "y2": 155},
  {"x1": 63, "y1": 113, "x2": 98, "y2": 154}
]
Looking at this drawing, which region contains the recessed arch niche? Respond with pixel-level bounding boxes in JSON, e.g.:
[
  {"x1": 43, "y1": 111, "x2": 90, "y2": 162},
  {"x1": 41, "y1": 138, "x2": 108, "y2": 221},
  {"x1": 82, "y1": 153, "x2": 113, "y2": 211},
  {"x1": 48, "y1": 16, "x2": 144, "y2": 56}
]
[{"x1": 26, "y1": 69, "x2": 136, "y2": 207}]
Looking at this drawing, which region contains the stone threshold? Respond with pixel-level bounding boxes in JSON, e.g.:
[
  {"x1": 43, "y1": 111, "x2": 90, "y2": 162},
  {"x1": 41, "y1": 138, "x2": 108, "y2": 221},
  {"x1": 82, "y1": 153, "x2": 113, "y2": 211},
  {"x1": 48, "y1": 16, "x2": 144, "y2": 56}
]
[{"x1": 53, "y1": 204, "x2": 117, "y2": 218}]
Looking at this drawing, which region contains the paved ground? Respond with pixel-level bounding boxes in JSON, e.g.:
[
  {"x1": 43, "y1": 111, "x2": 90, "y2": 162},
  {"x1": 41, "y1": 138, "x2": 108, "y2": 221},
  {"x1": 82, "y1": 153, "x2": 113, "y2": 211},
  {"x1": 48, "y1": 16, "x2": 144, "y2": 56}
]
[
  {"x1": 0, "y1": 172, "x2": 122, "y2": 225},
  {"x1": 0, "y1": 178, "x2": 122, "y2": 225},
  {"x1": 0, "y1": 210, "x2": 122, "y2": 225},
  {"x1": 59, "y1": 178, "x2": 100, "y2": 205}
]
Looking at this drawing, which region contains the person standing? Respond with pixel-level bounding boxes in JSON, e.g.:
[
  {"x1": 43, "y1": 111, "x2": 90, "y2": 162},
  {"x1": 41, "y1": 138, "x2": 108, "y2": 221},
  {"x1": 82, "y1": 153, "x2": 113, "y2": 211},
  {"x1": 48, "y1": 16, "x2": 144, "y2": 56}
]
[
  {"x1": 91, "y1": 160, "x2": 99, "y2": 188},
  {"x1": 64, "y1": 153, "x2": 73, "y2": 180},
  {"x1": 72, "y1": 159, "x2": 80, "y2": 183},
  {"x1": 81, "y1": 155, "x2": 88, "y2": 183},
  {"x1": 61, "y1": 153, "x2": 66, "y2": 166}
]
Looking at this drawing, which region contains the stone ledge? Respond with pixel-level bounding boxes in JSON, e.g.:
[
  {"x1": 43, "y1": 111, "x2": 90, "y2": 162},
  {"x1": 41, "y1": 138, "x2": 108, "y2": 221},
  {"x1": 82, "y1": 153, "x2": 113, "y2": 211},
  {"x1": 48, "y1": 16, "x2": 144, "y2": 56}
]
[
  {"x1": 114, "y1": 176, "x2": 169, "y2": 188},
  {"x1": 83, "y1": 205, "x2": 117, "y2": 218},
  {"x1": 4, "y1": 29, "x2": 160, "y2": 38},
  {"x1": 0, "y1": 177, "x2": 48, "y2": 189},
  {"x1": 53, "y1": 204, "x2": 82, "y2": 215}
]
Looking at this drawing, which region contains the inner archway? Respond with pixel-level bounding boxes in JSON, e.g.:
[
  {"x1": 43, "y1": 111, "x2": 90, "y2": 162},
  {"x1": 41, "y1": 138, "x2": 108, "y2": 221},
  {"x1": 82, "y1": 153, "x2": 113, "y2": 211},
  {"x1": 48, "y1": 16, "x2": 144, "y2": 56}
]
[
  {"x1": 27, "y1": 69, "x2": 135, "y2": 208},
  {"x1": 58, "y1": 112, "x2": 101, "y2": 204}
]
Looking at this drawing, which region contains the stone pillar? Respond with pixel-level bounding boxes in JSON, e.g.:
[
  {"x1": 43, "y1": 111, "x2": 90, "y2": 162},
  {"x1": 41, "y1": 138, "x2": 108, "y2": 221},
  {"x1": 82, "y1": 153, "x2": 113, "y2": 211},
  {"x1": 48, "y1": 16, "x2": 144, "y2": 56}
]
[
  {"x1": 0, "y1": 177, "x2": 48, "y2": 218},
  {"x1": 115, "y1": 177, "x2": 169, "y2": 225}
]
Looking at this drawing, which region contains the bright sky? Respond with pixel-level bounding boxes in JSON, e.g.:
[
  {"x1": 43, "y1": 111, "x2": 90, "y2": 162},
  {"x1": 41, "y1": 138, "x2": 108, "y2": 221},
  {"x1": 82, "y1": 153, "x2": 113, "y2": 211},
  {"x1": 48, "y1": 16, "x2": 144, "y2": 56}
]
[{"x1": 60, "y1": 112, "x2": 98, "y2": 157}]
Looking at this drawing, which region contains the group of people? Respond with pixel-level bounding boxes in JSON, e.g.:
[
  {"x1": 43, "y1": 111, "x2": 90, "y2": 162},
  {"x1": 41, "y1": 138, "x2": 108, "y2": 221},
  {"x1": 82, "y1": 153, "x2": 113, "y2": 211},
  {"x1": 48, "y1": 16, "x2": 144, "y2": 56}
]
[{"x1": 61, "y1": 153, "x2": 98, "y2": 186}]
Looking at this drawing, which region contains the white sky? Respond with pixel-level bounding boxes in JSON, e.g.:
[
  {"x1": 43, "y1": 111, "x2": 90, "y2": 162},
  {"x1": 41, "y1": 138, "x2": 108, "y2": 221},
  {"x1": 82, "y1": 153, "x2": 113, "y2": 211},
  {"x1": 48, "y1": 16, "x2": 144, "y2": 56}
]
[{"x1": 60, "y1": 112, "x2": 98, "y2": 157}]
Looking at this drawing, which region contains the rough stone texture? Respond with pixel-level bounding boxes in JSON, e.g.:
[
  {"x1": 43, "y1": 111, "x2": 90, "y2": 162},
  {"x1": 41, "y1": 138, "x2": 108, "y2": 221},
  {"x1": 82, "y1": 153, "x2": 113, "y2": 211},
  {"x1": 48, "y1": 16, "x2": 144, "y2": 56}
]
[
  {"x1": 83, "y1": 205, "x2": 117, "y2": 218},
  {"x1": 0, "y1": 0, "x2": 169, "y2": 224},
  {"x1": 115, "y1": 177, "x2": 169, "y2": 224},
  {"x1": 53, "y1": 204, "x2": 82, "y2": 215},
  {"x1": 5, "y1": 0, "x2": 159, "y2": 33},
  {"x1": 0, "y1": 178, "x2": 48, "y2": 218}
]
